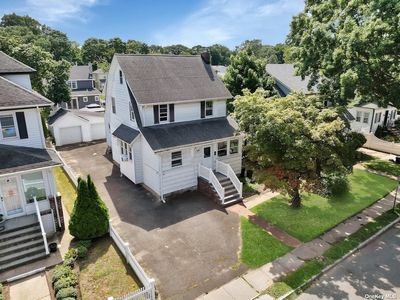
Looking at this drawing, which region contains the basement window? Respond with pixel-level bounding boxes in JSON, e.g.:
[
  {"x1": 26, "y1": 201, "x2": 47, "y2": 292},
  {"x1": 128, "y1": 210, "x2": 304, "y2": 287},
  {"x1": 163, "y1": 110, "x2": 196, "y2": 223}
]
[{"x1": 171, "y1": 151, "x2": 182, "y2": 167}]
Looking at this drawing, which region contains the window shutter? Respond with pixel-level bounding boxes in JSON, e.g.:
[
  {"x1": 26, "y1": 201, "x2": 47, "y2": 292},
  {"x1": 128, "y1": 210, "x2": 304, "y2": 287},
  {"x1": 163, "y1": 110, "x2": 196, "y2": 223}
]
[
  {"x1": 153, "y1": 105, "x2": 159, "y2": 124},
  {"x1": 16, "y1": 112, "x2": 28, "y2": 139},
  {"x1": 169, "y1": 104, "x2": 175, "y2": 122},
  {"x1": 200, "y1": 101, "x2": 205, "y2": 118}
]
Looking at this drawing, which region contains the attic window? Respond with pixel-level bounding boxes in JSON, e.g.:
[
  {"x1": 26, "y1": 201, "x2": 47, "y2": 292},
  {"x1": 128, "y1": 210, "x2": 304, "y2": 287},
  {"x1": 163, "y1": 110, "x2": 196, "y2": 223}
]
[
  {"x1": 159, "y1": 104, "x2": 168, "y2": 122},
  {"x1": 205, "y1": 101, "x2": 213, "y2": 116},
  {"x1": 171, "y1": 151, "x2": 182, "y2": 167},
  {"x1": 68, "y1": 81, "x2": 77, "y2": 90},
  {"x1": 119, "y1": 70, "x2": 123, "y2": 84}
]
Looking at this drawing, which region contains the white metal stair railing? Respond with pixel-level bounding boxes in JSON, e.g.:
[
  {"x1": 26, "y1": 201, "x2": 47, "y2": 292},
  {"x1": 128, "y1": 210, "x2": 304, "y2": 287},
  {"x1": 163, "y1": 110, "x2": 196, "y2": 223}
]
[
  {"x1": 33, "y1": 196, "x2": 49, "y2": 255},
  {"x1": 216, "y1": 160, "x2": 243, "y2": 198},
  {"x1": 198, "y1": 164, "x2": 225, "y2": 202}
]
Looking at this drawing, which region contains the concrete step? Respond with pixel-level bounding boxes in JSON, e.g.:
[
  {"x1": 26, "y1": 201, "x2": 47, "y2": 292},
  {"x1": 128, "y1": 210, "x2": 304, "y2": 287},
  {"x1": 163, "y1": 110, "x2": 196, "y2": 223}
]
[
  {"x1": 223, "y1": 196, "x2": 243, "y2": 207},
  {"x1": 0, "y1": 251, "x2": 48, "y2": 272},
  {"x1": 0, "y1": 244, "x2": 45, "y2": 265},
  {"x1": 0, "y1": 239, "x2": 44, "y2": 257},
  {"x1": 0, "y1": 222, "x2": 39, "y2": 236},
  {"x1": 224, "y1": 193, "x2": 241, "y2": 203},
  {"x1": 0, "y1": 231, "x2": 43, "y2": 250},
  {"x1": 0, "y1": 225, "x2": 41, "y2": 242}
]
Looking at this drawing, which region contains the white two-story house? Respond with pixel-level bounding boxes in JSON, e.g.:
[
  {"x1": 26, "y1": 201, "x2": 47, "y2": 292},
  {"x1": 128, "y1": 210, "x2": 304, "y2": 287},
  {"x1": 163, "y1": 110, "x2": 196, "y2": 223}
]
[
  {"x1": 0, "y1": 51, "x2": 63, "y2": 271},
  {"x1": 105, "y1": 53, "x2": 244, "y2": 205}
]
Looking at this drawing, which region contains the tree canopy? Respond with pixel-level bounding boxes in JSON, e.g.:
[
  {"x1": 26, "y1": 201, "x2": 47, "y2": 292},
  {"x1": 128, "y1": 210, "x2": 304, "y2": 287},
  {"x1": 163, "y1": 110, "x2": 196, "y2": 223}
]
[
  {"x1": 288, "y1": 0, "x2": 400, "y2": 107},
  {"x1": 234, "y1": 90, "x2": 366, "y2": 207}
]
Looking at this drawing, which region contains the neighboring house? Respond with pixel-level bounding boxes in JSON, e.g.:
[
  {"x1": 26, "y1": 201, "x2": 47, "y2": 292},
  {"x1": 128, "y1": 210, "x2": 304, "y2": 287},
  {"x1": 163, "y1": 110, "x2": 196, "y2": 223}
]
[
  {"x1": 0, "y1": 51, "x2": 64, "y2": 270},
  {"x1": 61, "y1": 64, "x2": 102, "y2": 110},
  {"x1": 105, "y1": 53, "x2": 244, "y2": 205},
  {"x1": 266, "y1": 64, "x2": 397, "y2": 134},
  {"x1": 93, "y1": 68, "x2": 107, "y2": 92},
  {"x1": 48, "y1": 108, "x2": 105, "y2": 146},
  {"x1": 212, "y1": 65, "x2": 227, "y2": 79}
]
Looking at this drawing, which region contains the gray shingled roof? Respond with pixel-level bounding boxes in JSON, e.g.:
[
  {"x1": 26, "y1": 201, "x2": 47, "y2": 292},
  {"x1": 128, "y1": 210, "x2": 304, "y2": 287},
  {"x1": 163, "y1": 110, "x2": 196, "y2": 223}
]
[
  {"x1": 70, "y1": 89, "x2": 101, "y2": 97},
  {"x1": 69, "y1": 65, "x2": 91, "y2": 80},
  {"x1": 0, "y1": 76, "x2": 52, "y2": 108},
  {"x1": 0, "y1": 51, "x2": 35, "y2": 74},
  {"x1": 141, "y1": 117, "x2": 239, "y2": 152},
  {"x1": 112, "y1": 124, "x2": 140, "y2": 144},
  {"x1": 116, "y1": 54, "x2": 232, "y2": 105},
  {"x1": 48, "y1": 108, "x2": 68, "y2": 125},
  {"x1": 266, "y1": 64, "x2": 317, "y2": 94},
  {"x1": 0, "y1": 144, "x2": 62, "y2": 175}
]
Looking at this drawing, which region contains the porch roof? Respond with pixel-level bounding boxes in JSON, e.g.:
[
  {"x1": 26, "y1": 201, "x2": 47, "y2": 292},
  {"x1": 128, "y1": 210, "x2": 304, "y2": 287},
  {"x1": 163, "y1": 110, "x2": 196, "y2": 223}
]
[
  {"x1": 0, "y1": 145, "x2": 62, "y2": 175},
  {"x1": 141, "y1": 116, "x2": 240, "y2": 152},
  {"x1": 112, "y1": 124, "x2": 140, "y2": 144}
]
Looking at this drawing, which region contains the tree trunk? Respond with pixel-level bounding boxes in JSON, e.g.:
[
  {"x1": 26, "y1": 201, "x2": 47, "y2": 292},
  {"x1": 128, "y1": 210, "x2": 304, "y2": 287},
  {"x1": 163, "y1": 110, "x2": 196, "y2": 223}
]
[{"x1": 291, "y1": 188, "x2": 301, "y2": 208}]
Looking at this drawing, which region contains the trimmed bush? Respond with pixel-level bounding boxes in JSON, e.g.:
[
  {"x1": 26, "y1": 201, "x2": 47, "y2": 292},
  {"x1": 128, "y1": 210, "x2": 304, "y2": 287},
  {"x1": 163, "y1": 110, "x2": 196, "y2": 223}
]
[
  {"x1": 53, "y1": 276, "x2": 78, "y2": 293},
  {"x1": 75, "y1": 245, "x2": 88, "y2": 259},
  {"x1": 77, "y1": 240, "x2": 92, "y2": 248},
  {"x1": 69, "y1": 176, "x2": 109, "y2": 240},
  {"x1": 56, "y1": 287, "x2": 77, "y2": 299},
  {"x1": 322, "y1": 173, "x2": 349, "y2": 196},
  {"x1": 52, "y1": 265, "x2": 74, "y2": 284}
]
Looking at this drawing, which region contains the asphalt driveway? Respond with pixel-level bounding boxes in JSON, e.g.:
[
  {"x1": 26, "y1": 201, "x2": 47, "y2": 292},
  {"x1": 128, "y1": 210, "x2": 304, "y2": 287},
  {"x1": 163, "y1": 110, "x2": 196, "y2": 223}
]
[{"x1": 58, "y1": 141, "x2": 247, "y2": 300}]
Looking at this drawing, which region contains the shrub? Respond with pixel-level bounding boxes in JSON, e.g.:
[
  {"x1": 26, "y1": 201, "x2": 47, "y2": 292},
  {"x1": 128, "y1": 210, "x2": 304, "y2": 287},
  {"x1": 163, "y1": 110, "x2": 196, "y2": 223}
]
[
  {"x1": 53, "y1": 276, "x2": 78, "y2": 293},
  {"x1": 77, "y1": 240, "x2": 92, "y2": 248},
  {"x1": 75, "y1": 245, "x2": 88, "y2": 259},
  {"x1": 322, "y1": 173, "x2": 349, "y2": 196},
  {"x1": 56, "y1": 287, "x2": 77, "y2": 299},
  {"x1": 69, "y1": 176, "x2": 109, "y2": 240},
  {"x1": 52, "y1": 265, "x2": 74, "y2": 284}
]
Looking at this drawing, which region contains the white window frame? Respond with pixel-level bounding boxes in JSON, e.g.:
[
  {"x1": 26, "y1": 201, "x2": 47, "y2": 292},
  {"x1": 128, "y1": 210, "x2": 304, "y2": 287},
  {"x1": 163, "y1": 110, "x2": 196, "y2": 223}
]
[
  {"x1": 120, "y1": 141, "x2": 132, "y2": 160},
  {"x1": 0, "y1": 113, "x2": 18, "y2": 140},
  {"x1": 159, "y1": 104, "x2": 169, "y2": 123},
  {"x1": 229, "y1": 139, "x2": 239, "y2": 155},
  {"x1": 129, "y1": 102, "x2": 135, "y2": 121},
  {"x1": 171, "y1": 151, "x2": 182, "y2": 167},
  {"x1": 83, "y1": 96, "x2": 88, "y2": 102},
  {"x1": 356, "y1": 111, "x2": 362, "y2": 122},
  {"x1": 95, "y1": 96, "x2": 99, "y2": 102},
  {"x1": 205, "y1": 101, "x2": 213, "y2": 117},
  {"x1": 363, "y1": 112, "x2": 369, "y2": 124},
  {"x1": 217, "y1": 141, "x2": 227, "y2": 157},
  {"x1": 21, "y1": 171, "x2": 47, "y2": 204},
  {"x1": 119, "y1": 70, "x2": 123, "y2": 84},
  {"x1": 68, "y1": 81, "x2": 77, "y2": 90}
]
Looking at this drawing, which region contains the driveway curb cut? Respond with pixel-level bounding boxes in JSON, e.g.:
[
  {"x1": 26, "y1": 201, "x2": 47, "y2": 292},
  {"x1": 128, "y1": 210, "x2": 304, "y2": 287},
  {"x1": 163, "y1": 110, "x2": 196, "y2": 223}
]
[{"x1": 278, "y1": 215, "x2": 400, "y2": 300}]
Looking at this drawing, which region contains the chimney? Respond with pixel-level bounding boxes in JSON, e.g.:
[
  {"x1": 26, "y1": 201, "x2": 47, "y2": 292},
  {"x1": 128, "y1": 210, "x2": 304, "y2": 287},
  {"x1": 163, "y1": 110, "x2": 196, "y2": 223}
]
[{"x1": 201, "y1": 52, "x2": 211, "y2": 65}]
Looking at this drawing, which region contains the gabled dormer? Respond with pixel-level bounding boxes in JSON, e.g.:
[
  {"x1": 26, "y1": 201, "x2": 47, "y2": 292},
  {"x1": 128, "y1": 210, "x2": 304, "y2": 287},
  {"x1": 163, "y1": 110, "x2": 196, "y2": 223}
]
[{"x1": 0, "y1": 51, "x2": 35, "y2": 90}]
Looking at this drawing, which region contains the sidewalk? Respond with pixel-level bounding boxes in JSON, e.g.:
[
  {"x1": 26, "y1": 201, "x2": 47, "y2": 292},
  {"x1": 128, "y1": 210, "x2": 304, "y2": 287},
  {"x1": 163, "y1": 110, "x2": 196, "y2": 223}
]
[
  {"x1": 9, "y1": 272, "x2": 51, "y2": 300},
  {"x1": 196, "y1": 189, "x2": 398, "y2": 300}
]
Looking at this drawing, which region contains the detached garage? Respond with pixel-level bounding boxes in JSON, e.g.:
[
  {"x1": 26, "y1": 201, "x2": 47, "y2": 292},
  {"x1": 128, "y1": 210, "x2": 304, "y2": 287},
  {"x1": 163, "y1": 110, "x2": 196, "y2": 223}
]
[{"x1": 48, "y1": 108, "x2": 105, "y2": 146}]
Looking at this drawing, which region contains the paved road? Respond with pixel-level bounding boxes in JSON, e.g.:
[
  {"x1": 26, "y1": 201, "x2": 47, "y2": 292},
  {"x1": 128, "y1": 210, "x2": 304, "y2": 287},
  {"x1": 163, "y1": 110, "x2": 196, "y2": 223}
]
[{"x1": 298, "y1": 223, "x2": 400, "y2": 300}]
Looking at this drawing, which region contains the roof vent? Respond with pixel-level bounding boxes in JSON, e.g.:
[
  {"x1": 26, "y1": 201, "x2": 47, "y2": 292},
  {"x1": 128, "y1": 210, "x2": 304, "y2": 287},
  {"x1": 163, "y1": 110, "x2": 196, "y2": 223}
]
[{"x1": 201, "y1": 52, "x2": 211, "y2": 65}]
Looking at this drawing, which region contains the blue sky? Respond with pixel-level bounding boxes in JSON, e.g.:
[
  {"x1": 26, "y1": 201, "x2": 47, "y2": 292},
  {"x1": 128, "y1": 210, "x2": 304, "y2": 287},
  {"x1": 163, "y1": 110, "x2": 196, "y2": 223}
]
[{"x1": 0, "y1": 0, "x2": 304, "y2": 48}]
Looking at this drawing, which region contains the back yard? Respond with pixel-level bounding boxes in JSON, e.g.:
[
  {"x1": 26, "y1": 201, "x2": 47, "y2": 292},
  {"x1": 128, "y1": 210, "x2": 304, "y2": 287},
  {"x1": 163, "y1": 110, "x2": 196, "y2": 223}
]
[{"x1": 251, "y1": 169, "x2": 397, "y2": 242}]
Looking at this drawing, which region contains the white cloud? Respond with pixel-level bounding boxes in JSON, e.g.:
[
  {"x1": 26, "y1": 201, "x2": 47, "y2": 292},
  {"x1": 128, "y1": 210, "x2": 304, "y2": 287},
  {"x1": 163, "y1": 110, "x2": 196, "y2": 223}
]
[
  {"x1": 154, "y1": 0, "x2": 304, "y2": 48},
  {"x1": 17, "y1": 0, "x2": 101, "y2": 23}
]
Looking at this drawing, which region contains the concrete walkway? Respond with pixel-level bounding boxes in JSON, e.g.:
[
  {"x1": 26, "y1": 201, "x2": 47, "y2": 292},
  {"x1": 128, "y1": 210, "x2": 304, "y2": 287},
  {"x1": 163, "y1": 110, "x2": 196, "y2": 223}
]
[
  {"x1": 9, "y1": 272, "x2": 51, "y2": 300},
  {"x1": 196, "y1": 189, "x2": 398, "y2": 300}
]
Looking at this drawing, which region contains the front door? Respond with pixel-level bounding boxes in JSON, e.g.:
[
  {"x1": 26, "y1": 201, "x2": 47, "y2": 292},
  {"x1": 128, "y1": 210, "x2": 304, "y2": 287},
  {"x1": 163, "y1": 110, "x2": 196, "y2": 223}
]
[
  {"x1": 202, "y1": 145, "x2": 214, "y2": 169},
  {"x1": 0, "y1": 177, "x2": 24, "y2": 218}
]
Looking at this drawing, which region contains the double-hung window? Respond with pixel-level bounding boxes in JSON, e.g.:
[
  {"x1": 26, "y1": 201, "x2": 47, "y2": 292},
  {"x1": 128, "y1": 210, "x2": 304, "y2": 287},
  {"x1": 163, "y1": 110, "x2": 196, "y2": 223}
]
[
  {"x1": 363, "y1": 112, "x2": 369, "y2": 124},
  {"x1": 159, "y1": 104, "x2": 168, "y2": 122},
  {"x1": 120, "y1": 141, "x2": 132, "y2": 160},
  {"x1": 229, "y1": 139, "x2": 239, "y2": 154},
  {"x1": 22, "y1": 172, "x2": 46, "y2": 203},
  {"x1": 171, "y1": 151, "x2": 182, "y2": 167},
  {"x1": 205, "y1": 101, "x2": 213, "y2": 116},
  {"x1": 356, "y1": 111, "x2": 362, "y2": 122},
  {"x1": 129, "y1": 102, "x2": 135, "y2": 121},
  {"x1": 68, "y1": 81, "x2": 77, "y2": 89},
  {"x1": 217, "y1": 141, "x2": 227, "y2": 157},
  {"x1": 0, "y1": 114, "x2": 17, "y2": 139}
]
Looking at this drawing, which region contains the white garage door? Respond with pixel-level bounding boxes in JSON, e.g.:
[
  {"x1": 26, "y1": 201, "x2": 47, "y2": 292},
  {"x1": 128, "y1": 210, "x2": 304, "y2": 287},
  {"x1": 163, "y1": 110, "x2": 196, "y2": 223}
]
[
  {"x1": 59, "y1": 126, "x2": 82, "y2": 146},
  {"x1": 90, "y1": 123, "x2": 105, "y2": 140}
]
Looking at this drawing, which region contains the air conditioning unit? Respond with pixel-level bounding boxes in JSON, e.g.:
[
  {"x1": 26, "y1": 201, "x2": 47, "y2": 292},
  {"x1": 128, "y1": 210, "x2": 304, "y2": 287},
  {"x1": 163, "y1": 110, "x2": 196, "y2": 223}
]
[{"x1": 121, "y1": 155, "x2": 129, "y2": 162}]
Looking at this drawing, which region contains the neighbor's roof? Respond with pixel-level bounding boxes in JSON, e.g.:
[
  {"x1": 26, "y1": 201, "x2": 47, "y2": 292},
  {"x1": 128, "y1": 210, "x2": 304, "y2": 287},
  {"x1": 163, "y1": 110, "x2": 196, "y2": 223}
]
[
  {"x1": 266, "y1": 64, "x2": 317, "y2": 94},
  {"x1": 71, "y1": 89, "x2": 101, "y2": 97},
  {"x1": 48, "y1": 108, "x2": 104, "y2": 125},
  {"x1": 0, "y1": 144, "x2": 62, "y2": 175},
  {"x1": 48, "y1": 108, "x2": 68, "y2": 125},
  {"x1": 343, "y1": 109, "x2": 355, "y2": 121},
  {"x1": 69, "y1": 65, "x2": 92, "y2": 80},
  {"x1": 112, "y1": 124, "x2": 140, "y2": 144},
  {"x1": 0, "y1": 51, "x2": 35, "y2": 74},
  {"x1": 116, "y1": 54, "x2": 232, "y2": 105},
  {"x1": 141, "y1": 117, "x2": 240, "y2": 152},
  {"x1": 212, "y1": 65, "x2": 227, "y2": 78},
  {"x1": 0, "y1": 76, "x2": 52, "y2": 108}
]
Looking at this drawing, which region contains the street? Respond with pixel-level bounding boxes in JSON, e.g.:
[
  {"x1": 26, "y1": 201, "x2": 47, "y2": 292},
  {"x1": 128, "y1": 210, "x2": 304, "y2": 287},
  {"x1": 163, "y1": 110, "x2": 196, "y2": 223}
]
[{"x1": 298, "y1": 223, "x2": 400, "y2": 300}]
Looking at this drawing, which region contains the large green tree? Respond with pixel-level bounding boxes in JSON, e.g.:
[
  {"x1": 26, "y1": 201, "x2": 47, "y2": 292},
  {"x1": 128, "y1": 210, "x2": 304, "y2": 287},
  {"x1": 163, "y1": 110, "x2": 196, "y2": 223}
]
[
  {"x1": 224, "y1": 49, "x2": 276, "y2": 96},
  {"x1": 288, "y1": 0, "x2": 400, "y2": 107},
  {"x1": 126, "y1": 39, "x2": 149, "y2": 54},
  {"x1": 234, "y1": 90, "x2": 366, "y2": 207}
]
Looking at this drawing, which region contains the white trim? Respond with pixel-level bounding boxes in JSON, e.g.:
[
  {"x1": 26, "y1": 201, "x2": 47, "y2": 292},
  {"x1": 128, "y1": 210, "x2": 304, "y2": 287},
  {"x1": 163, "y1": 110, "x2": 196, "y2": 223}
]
[
  {"x1": 142, "y1": 96, "x2": 229, "y2": 106},
  {"x1": 0, "y1": 164, "x2": 62, "y2": 178}
]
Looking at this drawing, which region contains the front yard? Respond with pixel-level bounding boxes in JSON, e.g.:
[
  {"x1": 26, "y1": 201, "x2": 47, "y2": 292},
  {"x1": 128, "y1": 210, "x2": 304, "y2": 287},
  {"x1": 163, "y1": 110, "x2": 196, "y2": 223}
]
[
  {"x1": 251, "y1": 169, "x2": 397, "y2": 242},
  {"x1": 54, "y1": 167, "x2": 141, "y2": 299}
]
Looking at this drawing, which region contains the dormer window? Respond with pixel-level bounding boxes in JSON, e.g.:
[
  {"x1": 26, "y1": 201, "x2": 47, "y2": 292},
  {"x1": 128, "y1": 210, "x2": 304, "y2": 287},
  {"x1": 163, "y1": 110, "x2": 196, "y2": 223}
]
[
  {"x1": 129, "y1": 102, "x2": 135, "y2": 121},
  {"x1": 119, "y1": 70, "x2": 123, "y2": 84},
  {"x1": 68, "y1": 81, "x2": 77, "y2": 90},
  {"x1": 159, "y1": 104, "x2": 168, "y2": 122},
  {"x1": 201, "y1": 100, "x2": 213, "y2": 118}
]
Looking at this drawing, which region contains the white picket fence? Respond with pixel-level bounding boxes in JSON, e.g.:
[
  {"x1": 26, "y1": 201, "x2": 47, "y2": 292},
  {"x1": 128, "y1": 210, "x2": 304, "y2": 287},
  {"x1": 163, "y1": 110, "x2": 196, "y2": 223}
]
[{"x1": 108, "y1": 224, "x2": 156, "y2": 300}]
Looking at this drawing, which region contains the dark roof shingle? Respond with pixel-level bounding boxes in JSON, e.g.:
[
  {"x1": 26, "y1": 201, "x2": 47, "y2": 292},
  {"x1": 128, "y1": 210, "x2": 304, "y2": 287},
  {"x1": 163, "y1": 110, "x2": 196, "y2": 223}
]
[
  {"x1": 0, "y1": 51, "x2": 35, "y2": 74},
  {"x1": 69, "y1": 65, "x2": 91, "y2": 80},
  {"x1": 116, "y1": 54, "x2": 232, "y2": 105},
  {"x1": 0, "y1": 76, "x2": 53, "y2": 108},
  {"x1": 48, "y1": 108, "x2": 68, "y2": 125},
  {"x1": 0, "y1": 144, "x2": 62, "y2": 175},
  {"x1": 141, "y1": 117, "x2": 239, "y2": 152},
  {"x1": 112, "y1": 124, "x2": 140, "y2": 143}
]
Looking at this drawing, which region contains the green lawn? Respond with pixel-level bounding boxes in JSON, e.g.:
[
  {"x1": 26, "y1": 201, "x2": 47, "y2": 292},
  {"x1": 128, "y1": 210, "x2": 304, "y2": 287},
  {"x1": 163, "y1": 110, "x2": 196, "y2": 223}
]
[
  {"x1": 252, "y1": 169, "x2": 397, "y2": 242},
  {"x1": 240, "y1": 217, "x2": 292, "y2": 268},
  {"x1": 363, "y1": 159, "x2": 400, "y2": 177},
  {"x1": 54, "y1": 167, "x2": 77, "y2": 215}
]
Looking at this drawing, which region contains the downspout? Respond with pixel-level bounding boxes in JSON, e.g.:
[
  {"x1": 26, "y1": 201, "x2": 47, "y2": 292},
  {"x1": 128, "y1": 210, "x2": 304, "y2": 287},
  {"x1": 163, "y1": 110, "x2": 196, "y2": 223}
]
[
  {"x1": 159, "y1": 154, "x2": 165, "y2": 203},
  {"x1": 369, "y1": 108, "x2": 375, "y2": 133},
  {"x1": 37, "y1": 106, "x2": 46, "y2": 148}
]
